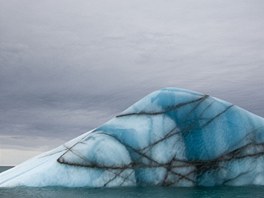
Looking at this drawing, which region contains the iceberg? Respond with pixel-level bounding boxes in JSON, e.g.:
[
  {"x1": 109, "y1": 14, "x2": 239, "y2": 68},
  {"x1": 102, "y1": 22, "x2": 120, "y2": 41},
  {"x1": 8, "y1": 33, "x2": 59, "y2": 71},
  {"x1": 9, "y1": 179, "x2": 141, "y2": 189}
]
[{"x1": 1, "y1": 87, "x2": 264, "y2": 187}]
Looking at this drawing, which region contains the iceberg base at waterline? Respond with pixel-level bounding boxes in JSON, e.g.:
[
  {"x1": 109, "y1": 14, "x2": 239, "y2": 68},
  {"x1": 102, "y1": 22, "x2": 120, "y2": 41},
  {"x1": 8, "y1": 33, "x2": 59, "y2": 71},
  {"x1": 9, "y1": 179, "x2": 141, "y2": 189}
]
[{"x1": 1, "y1": 87, "x2": 264, "y2": 187}]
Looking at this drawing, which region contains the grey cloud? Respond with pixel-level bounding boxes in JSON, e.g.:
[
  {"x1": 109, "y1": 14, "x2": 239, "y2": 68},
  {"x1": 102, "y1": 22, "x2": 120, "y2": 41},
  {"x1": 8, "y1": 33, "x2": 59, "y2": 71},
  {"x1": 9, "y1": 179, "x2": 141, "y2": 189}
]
[
  {"x1": 0, "y1": 135, "x2": 65, "y2": 151},
  {"x1": 0, "y1": 0, "x2": 264, "y2": 154}
]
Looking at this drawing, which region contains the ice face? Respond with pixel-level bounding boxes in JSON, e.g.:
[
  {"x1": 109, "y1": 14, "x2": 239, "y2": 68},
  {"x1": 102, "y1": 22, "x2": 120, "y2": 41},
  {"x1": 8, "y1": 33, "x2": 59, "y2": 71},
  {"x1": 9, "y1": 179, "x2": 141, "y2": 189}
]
[{"x1": 1, "y1": 87, "x2": 264, "y2": 187}]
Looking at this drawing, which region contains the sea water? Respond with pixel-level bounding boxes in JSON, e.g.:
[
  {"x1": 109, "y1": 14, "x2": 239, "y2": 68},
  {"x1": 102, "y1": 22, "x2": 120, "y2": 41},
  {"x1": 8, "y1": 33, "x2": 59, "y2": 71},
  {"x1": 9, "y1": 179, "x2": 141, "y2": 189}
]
[{"x1": 0, "y1": 167, "x2": 264, "y2": 198}]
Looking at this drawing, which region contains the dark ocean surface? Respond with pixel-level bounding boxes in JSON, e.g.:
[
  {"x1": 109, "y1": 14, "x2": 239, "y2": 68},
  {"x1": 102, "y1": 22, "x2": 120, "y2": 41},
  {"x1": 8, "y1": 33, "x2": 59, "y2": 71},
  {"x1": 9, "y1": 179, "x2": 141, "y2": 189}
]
[{"x1": 1, "y1": 167, "x2": 264, "y2": 198}]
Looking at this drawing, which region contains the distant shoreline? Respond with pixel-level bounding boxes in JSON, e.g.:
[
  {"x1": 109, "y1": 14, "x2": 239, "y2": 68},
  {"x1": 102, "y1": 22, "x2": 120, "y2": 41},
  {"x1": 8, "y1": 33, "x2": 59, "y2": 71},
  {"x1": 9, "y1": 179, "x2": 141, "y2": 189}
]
[{"x1": 0, "y1": 166, "x2": 14, "y2": 173}]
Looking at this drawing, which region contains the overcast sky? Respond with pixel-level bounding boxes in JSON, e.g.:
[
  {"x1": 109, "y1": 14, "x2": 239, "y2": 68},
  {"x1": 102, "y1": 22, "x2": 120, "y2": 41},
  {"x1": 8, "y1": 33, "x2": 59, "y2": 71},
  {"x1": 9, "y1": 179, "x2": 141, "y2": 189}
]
[{"x1": 0, "y1": 0, "x2": 264, "y2": 165}]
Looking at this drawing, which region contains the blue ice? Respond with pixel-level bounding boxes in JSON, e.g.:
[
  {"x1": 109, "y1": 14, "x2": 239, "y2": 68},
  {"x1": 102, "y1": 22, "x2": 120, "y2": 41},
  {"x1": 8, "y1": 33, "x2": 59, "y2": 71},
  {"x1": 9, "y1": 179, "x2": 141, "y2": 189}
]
[{"x1": 0, "y1": 88, "x2": 264, "y2": 187}]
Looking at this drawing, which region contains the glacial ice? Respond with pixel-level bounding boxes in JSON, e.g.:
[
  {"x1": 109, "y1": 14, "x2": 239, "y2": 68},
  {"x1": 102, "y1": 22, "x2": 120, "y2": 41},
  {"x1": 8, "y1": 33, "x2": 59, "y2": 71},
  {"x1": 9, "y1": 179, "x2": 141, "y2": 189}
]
[{"x1": 1, "y1": 87, "x2": 264, "y2": 187}]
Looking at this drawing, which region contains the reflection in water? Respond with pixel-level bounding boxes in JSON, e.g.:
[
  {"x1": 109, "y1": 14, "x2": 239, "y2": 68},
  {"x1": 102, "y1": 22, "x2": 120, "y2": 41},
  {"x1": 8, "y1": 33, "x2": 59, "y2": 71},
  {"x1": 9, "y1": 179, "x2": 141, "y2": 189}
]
[{"x1": 1, "y1": 186, "x2": 264, "y2": 198}]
